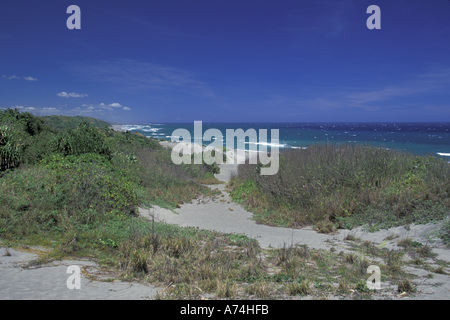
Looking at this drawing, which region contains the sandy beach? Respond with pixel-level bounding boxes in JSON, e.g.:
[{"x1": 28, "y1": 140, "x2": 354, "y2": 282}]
[{"x1": 110, "y1": 124, "x2": 127, "y2": 132}]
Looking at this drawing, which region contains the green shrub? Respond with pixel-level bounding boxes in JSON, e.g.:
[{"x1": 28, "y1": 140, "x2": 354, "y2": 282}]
[
  {"x1": 21, "y1": 131, "x2": 57, "y2": 165},
  {"x1": 0, "y1": 108, "x2": 58, "y2": 168},
  {"x1": 54, "y1": 122, "x2": 111, "y2": 157},
  {"x1": 41, "y1": 153, "x2": 138, "y2": 214},
  {"x1": 0, "y1": 125, "x2": 22, "y2": 171}
]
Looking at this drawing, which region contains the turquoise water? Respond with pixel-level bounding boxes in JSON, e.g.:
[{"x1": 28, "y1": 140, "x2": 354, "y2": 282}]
[{"x1": 121, "y1": 122, "x2": 450, "y2": 161}]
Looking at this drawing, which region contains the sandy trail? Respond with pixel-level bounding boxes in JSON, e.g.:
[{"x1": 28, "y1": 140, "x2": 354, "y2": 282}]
[
  {"x1": 0, "y1": 247, "x2": 159, "y2": 299},
  {"x1": 146, "y1": 162, "x2": 448, "y2": 253}
]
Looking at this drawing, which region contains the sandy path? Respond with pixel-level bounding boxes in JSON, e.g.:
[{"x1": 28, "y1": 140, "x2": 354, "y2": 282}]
[
  {"x1": 146, "y1": 162, "x2": 448, "y2": 252},
  {"x1": 145, "y1": 182, "x2": 335, "y2": 250},
  {"x1": 0, "y1": 247, "x2": 159, "y2": 299}
]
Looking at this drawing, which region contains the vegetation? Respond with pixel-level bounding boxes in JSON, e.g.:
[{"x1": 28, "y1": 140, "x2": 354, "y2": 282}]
[
  {"x1": 40, "y1": 115, "x2": 110, "y2": 131},
  {"x1": 0, "y1": 109, "x2": 448, "y2": 299},
  {"x1": 0, "y1": 125, "x2": 22, "y2": 171},
  {"x1": 0, "y1": 109, "x2": 52, "y2": 170},
  {"x1": 228, "y1": 145, "x2": 450, "y2": 234},
  {"x1": 0, "y1": 109, "x2": 220, "y2": 250}
]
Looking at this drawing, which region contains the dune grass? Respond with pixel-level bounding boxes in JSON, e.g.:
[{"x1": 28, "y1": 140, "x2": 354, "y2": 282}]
[{"x1": 228, "y1": 144, "x2": 450, "y2": 234}]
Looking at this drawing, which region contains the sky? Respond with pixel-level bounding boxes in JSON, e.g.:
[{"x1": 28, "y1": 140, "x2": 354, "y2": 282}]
[{"x1": 0, "y1": 0, "x2": 449, "y2": 123}]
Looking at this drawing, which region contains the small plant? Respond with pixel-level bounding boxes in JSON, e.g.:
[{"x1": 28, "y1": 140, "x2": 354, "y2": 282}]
[
  {"x1": 99, "y1": 238, "x2": 119, "y2": 249},
  {"x1": 314, "y1": 220, "x2": 336, "y2": 234},
  {"x1": 3, "y1": 248, "x2": 11, "y2": 257},
  {"x1": 337, "y1": 279, "x2": 350, "y2": 294},
  {"x1": 433, "y1": 266, "x2": 447, "y2": 275},
  {"x1": 355, "y1": 280, "x2": 371, "y2": 293},
  {"x1": 416, "y1": 244, "x2": 435, "y2": 258},
  {"x1": 216, "y1": 279, "x2": 237, "y2": 298},
  {"x1": 344, "y1": 233, "x2": 358, "y2": 241},
  {"x1": 397, "y1": 278, "x2": 415, "y2": 293},
  {"x1": 246, "y1": 280, "x2": 273, "y2": 298},
  {"x1": 286, "y1": 280, "x2": 311, "y2": 296}
]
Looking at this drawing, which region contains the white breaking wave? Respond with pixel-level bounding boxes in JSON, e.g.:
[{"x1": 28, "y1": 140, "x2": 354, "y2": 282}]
[
  {"x1": 121, "y1": 124, "x2": 161, "y2": 132},
  {"x1": 141, "y1": 128, "x2": 161, "y2": 132},
  {"x1": 245, "y1": 141, "x2": 287, "y2": 148},
  {"x1": 437, "y1": 152, "x2": 450, "y2": 157}
]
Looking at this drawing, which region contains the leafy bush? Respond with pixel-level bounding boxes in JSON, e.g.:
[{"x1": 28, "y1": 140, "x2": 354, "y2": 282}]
[
  {"x1": 0, "y1": 108, "x2": 58, "y2": 168},
  {"x1": 0, "y1": 125, "x2": 22, "y2": 171},
  {"x1": 0, "y1": 109, "x2": 46, "y2": 136},
  {"x1": 21, "y1": 131, "x2": 57, "y2": 165},
  {"x1": 41, "y1": 153, "x2": 138, "y2": 215},
  {"x1": 54, "y1": 122, "x2": 111, "y2": 157}
]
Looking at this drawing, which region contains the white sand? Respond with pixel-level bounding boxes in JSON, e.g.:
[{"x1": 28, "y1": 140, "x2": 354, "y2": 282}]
[
  {"x1": 0, "y1": 247, "x2": 160, "y2": 300},
  {"x1": 110, "y1": 124, "x2": 126, "y2": 132}
]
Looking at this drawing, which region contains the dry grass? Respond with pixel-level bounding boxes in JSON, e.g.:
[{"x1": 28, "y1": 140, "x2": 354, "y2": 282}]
[{"x1": 229, "y1": 144, "x2": 450, "y2": 231}]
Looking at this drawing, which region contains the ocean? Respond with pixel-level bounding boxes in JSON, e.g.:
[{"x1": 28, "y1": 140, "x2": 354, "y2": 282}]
[{"x1": 119, "y1": 122, "x2": 450, "y2": 162}]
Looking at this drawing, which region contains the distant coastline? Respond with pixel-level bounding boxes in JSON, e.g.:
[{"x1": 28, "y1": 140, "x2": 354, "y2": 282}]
[{"x1": 114, "y1": 122, "x2": 450, "y2": 160}]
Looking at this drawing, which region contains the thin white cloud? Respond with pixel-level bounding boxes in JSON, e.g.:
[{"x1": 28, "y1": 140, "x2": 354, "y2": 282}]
[
  {"x1": 57, "y1": 91, "x2": 88, "y2": 98},
  {"x1": 347, "y1": 68, "x2": 450, "y2": 108},
  {"x1": 82, "y1": 102, "x2": 131, "y2": 112},
  {"x1": 252, "y1": 67, "x2": 450, "y2": 120},
  {"x1": 2, "y1": 75, "x2": 20, "y2": 80},
  {"x1": 2, "y1": 75, "x2": 38, "y2": 81},
  {"x1": 21, "y1": 106, "x2": 36, "y2": 111},
  {"x1": 29, "y1": 107, "x2": 61, "y2": 116},
  {"x1": 6, "y1": 105, "x2": 36, "y2": 111},
  {"x1": 68, "y1": 59, "x2": 216, "y2": 98}
]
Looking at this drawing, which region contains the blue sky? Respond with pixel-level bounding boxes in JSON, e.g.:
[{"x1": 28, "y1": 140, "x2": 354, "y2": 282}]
[{"x1": 1, "y1": 0, "x2": 449, "y2": 123}]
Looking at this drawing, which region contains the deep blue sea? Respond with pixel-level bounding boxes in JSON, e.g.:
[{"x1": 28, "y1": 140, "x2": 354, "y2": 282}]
[{"x1": 120, "y1": 122, "x2": 450, "y2": 162}]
